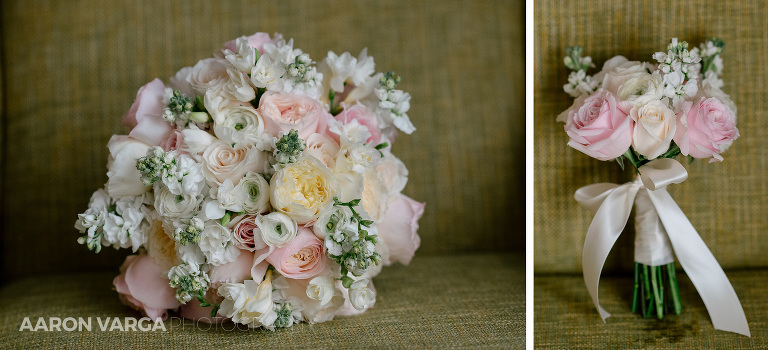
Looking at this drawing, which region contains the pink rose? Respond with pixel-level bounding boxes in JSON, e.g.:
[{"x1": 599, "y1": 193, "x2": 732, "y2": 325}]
[
  {"x1": 223, "y1": 32, "x2": 272, "y2": 55},
  {"x1": 160, "y1": 129, "x2": 185, "y2": 154},
  {"x1": 113, "y1": 255, "x2": 181, "y2": 321},
  {"x1": 336, "y1": 104, "x2": 382, "y2": 144},
  {"x1": 122, "y1": 78, "x2": 173, "y2": 146},
  {"x1": 258, "y1": 92, "x2": 330, "y2": 139},
  {"x1": 266, "y1": 228, "x2": 327, "y2": 279},
  {"x1": 377, "y1": 194, "x2": 424, "y2": 265},
  {"x1": 674, "y1": 97, "x2": 740, "y2": 163},
  {"x1": 231, "y1": 215, "x2": 268, "y2": 252},
  {"x1": 564, "y1": 89, "x2": 633, "y2": 161}
]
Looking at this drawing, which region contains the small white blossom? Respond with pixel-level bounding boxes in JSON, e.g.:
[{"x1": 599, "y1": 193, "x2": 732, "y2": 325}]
[
  {"x1": 224, "y1": 37, "x2": 258, "y2": 73},
  {"x1": 199, "y1": 220, "x2": 240, "y2": 265}
]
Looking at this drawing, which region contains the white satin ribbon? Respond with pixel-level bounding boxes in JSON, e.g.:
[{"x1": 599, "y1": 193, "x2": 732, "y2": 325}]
[{"x1": 574, "y1": 158, "x2": 750, "y2": 336}]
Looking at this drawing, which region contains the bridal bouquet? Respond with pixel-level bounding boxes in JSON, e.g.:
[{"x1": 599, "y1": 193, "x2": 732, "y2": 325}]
[
  {"x1": 75, "y1": 32, "x2": 424, "y2": 330},
  {"x1": 558, "y1": 38, "x2": 749, "y2": 336}
]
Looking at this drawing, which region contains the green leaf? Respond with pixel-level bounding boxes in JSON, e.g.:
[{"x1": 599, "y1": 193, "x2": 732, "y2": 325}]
[
  {"x1": 341, "y1": 276, "x2": 354, "y2": 289},
  {"x1": 211, "y1": 305, "x2": 220, "y2": 318},
  {"x1": 616, "y1": 156, "x2": 625, "y2": 171},
  {"x1": 220, "y1": 211, "x2": 232, "y2": 226}
]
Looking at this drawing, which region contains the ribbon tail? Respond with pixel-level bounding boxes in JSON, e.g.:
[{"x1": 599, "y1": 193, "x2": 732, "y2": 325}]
[
  {"x1": 581, "y1": 184, "x2": 639, "y2": 321},
  {"x1": 648, "y1": 189, "x2": 751, "y2": 337}
]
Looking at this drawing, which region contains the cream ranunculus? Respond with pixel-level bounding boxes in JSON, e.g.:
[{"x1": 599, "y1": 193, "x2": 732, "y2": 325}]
[
  {"x1": 240, "y1": 172, "x2": 270, "y2": 214},
  {"x1": 254, "y1": 212, "x2": 298, "y2": 247},
  {"x1": 270, "y1": 156, "x2": 339, "y2": 224},
  {"x1": 213, "y1": 106, "x2": 266, "y2": 149},
  {"x1": 153, "y1": 184, "x2": 203, "y2": 221},
  {"x1": 217, "y1": 271, "x2": 278, "y2": 328},
  {"x1": 202, "y1": 141, "x2": 266, "y2": 186},
  {"x1": 630, "y1": 100, "x2": 677, "y2": 159}
]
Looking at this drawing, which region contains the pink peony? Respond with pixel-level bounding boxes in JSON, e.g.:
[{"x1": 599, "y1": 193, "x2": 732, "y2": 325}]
[
  {"x1": 266, "y1": 228, "x2": 327, "y2": 279},
  {"x1": 113, "y1": 255, "x2": 181, "y2": 321},
  {"x1": 122, "y1": 78, "x2": 173, "y2": 146},
  {"x1": 258, "y1": 92, "x2": 331, "y2": 139},
  {"x1": 564, "y1": 89, "x2": 633, "y2": 161},
  {"x1": 674, "y1": 97, "x2": 740, "y2": 163},
  {"x1": 223, "y1": 32, "x2": 272, "y2": 55},
  {"x1": 377, "y1": 194, "x2": 424, "y2": 265}
]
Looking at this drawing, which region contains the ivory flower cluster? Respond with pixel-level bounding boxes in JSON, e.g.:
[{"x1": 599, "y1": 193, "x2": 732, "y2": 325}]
[
  {"x1": 558, "y1": 38, "x2": 739, "y2": 166},
  {"x1": 76, "y1": 32, "x2": 425, "y2": 329}
]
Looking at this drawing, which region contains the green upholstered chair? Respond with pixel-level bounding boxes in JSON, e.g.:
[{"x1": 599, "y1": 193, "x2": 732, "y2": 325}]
[
  {"x1": 536, "y1": 0, "x2": 768, "y2": 347},
  {"x1": 0, "y1": 0, "x2": 524, "y2": 347}
]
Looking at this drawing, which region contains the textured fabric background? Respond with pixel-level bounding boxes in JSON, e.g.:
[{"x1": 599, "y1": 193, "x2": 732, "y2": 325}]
[
  {"x1": 535, "y1": 0, "x2": 768, "y2": 274},
  {"x1": 0, "y1": 0, "x2": 524, "y2": 280},
  {"x1": 0, "y1": 254, "x2": 524, "y2": 349}
]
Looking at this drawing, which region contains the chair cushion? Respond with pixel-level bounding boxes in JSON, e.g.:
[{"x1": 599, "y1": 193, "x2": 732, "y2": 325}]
[
  {"x1": 0, "y1": 253, "x2": 524, "y2": 348},
  {"x1": 535, "y1": 270, "x2": 767, "y2": 347}
]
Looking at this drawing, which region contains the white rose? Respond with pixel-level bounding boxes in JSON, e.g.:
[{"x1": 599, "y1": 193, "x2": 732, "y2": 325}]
[
  {"x1": 217, "y1": 273, "x2": 277, "y2": 328},
  {"x1": 153, "y1": 184, "x2": 202, "y2": 221},
  {"x1": 240, "y1": 172, "x2": 270, "y2": 214},
  {"x1": 106, "y1": 135, "x2": 150, "y2": 198},
  {"x1": 630, "y1": 100, "x2": 677, "y2": 159},
  {"x1": 349, "y1": 279, "x2": 376, "y2": 311},
  {"x1": 187, "y1": 58, "x2": 230, "y2": 96},
  {"x1": 213, "y1": 106, "x2": 266, "y2": 149},
  {"x1": 272, "y1": 275, "x2": 344, "y2": 324},
  {"x1": 254, "y1": 212, "x2": 298, "y2": 247},
  {"x1": 202, "y1": 141, "x2": 266, "y2": 185},
  {"x1": 304, "y1": 133, "x2": 340, "y2": 169},
  {"x1": 199, "y1": 220, "x2": 241, "y2": 266},
  {"x1": 270, "y1": 156, "x2": 339, "y2": 224},
  {"x1": 306, "y1": 276, "x2": 338, "y2": 306}
]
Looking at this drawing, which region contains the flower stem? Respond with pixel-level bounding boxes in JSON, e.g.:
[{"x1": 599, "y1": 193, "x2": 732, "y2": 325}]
[
  {"x1": 667, "y1": 262, "x2": 682, "y2": 315},
  {"x1": 632, "y1": 262, "x2": 640, "y2": 313}
]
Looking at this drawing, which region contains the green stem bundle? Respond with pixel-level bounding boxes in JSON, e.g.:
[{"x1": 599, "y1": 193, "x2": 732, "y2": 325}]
[{"x1": 631, "y1": 262, "x2": 682, "y2": 318}]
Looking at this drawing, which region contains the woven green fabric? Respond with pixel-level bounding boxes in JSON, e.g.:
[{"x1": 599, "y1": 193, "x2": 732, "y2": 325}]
[
  {"x1": 0, "y1": 0, "x2": 524, "y2": 280},
  {"x1": 0, "y1": 254, "x2": 524, "y2": 349},
  {"x1": 535, "y1": 270, "x2": 767, "y2": 348},
  {"x1": 535, "y1": 0, "x2": 768, "y2": 273}
]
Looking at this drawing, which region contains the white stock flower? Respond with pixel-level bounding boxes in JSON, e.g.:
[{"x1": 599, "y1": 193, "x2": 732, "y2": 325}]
[
  {"x1": 222, "y1": 68, "x2": 256, "y2": 102},
  {"x1": 162, "y1": 155, "x2": 205, "y2": 197},
  {"x1": 254, "y1": 212, "x2": 298, "y2": 247},
  {"x1": 153, "y1": 184, "x2": 203, "y2": 221},
  {"x1": 224, "y1": 37, "x2": 257, "y2": 73},
  {"x1": 270, "y1": 156, "x2": 339, "y2": 224},
  {"x1": 75, "y1": 188, "x2": 110, "y2": 238},
  {"x1": 320, "y1": 48, "x2": 375, "y2": 93},
  {"x1": 348, "y1": 279, "x2": 376, "y2": 311},
  {"x1": 212, "y1": 106, "x2": 266, "y2": 149},
  {"x1": 101, "y1": 196, "x2": 149, "y2": 251},
  {"x1": 251, "y1": 54, "x2": 286, "y2": 91},
  {"x1": 199, "y1": 220, "x2": 240, "y2": 266},
  {"x1": 313, "y1": 206, "x2": 353, "y2": 239},
  {"x1": 630, "y1": 100, "x2": 677, "y2": 159},
  {"x1": 209, "y1": 178, "x2": 245, "y2": 213},
  {"x1": 187, "y1": 58, "x2": 230, "y2": 96},
  {"x1": 217, "y1": 273, "x2": 278, "y2": 328},
  {"x1": 240, "y1": 172, "x2": 270, "y2": 214}
]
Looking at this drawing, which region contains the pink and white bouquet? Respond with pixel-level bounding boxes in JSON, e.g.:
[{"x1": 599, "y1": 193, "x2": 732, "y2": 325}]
[
  {"x1": 75, "y1": 32, "x2": 425, "y2": 329},
  {"x1": 558, "y1": 38, "x2": 749, "y2": 336}
]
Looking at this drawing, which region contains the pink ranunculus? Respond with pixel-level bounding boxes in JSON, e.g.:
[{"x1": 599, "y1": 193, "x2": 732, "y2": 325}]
[
  {"x1": 674, "y1": 97, "x2": 740, "y2": 163},
  {"x1": 122, "y1": 78, "x2": 173, "y2": 146},
  {"x1": 159, "y1": 129, "x2": 185, "y2": 154},
  {"x1": 377, "y1": 194, "x2": 424, "y2": 265},
  {"x1": 223, "y1": 32, "x2": 272, "y2": 55},
  {"x1": 231, "y1": 215, "x2": 268, "y2": 252},
  {"x1": 113, "y1": 255, "x2": 181, "y2": 321},
  {"x1": 266, "y1": 228, "x2": 327, "y2": 279},
  {"x1": 336, "y1": 104, "x2": 382, "y2": 144},
  {"x1": 564, "y1": 89, "x2": 633, "y2": 161},
  {"x1": 258, "y1": 92, "x2": 331, "y2": 139}
]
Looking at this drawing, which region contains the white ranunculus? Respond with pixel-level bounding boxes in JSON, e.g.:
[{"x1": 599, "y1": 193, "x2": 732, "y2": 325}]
[
  {"x1": 306, "y1": 276, "x2": 339, "y2": 306},
  {"x1": 304, "y1": 133, "x2": 340, "y2": 169},
  {"x1": 106, "y1": 135, "x2": 151, "y2": 198},
  {"x1": 199, "y1": 220, "x2": 240, "y2": 266},
  {"x1": 254, "y1": 212, "x2": 298, "y2": 247},
  {"x1": 217, "y1": 273, "x2": 277, "y2": 329},
  {"x1": 153, "y1": 184, "x2": 202, "y2": 221},
  {"x1": 619, "y1": 71, "x2": 664, "y2": 107},
  {"x1": 313, "y1": 206, "x2": 353, "y2": 240},
  {"x1": 187, "y1": 58, "x2": 230, "y2": 96},
  {"x1": 600, "y1": 60, "x2": 655, "y2": 95},
  {"x1": 251, "y1": 54, "x2": 286, "y2": 91},
  {"x1": 202, "y1": 141, "x2": 265, "y2": 186},
  {"x1": 630, "y1": 100, "x2": 677, "y2": 159},
  {"x1": 240, "y1": 172, "x2": 270, "y2": 214},
  {"x1": 270, "y1": 156, "x2": 339, "y2": 224},
  {"x1": 222, "y1": 68, "x2": 256, "y2": 102},
  {"x1": 348, "y1": 279, "x2": 376, "y2": 311},
  {"x1": 224, "y1": 37, "x2": 257, "y2": 73},
  {"x1": 213, "y1": 106, "x2": 265, "y2": 149}
]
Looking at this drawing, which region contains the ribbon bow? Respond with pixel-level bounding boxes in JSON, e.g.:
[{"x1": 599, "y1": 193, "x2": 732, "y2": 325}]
[{"x1": 575, "y1": 158, "x2": 750, "y2": 336}]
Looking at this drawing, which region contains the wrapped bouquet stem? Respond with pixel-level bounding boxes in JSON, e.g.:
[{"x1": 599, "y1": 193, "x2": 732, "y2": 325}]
[{"x1": 560, "y1": 38, "x2": 750, "y2": 336}]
